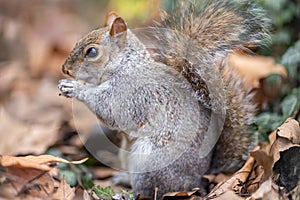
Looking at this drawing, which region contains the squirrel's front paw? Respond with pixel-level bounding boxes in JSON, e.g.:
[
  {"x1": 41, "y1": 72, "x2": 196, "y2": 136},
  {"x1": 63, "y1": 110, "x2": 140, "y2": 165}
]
[
  {"x1": 111, "y1": 172, "x2": 131, "y2": 187},
  {"x1": 58, "y1": 79, "x2": 77, "y2": 98}
]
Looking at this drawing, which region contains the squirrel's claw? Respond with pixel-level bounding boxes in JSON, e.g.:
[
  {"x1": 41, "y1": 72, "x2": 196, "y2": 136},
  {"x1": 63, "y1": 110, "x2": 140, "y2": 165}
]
[{"x1": 58, "y1": 79, "x2": 77, "y2": 98}]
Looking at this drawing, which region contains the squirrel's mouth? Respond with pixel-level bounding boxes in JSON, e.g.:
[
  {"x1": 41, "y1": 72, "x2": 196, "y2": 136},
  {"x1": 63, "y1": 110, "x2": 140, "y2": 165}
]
[{"x1": 64, "y1": 70, "x2": 72, "y2": 77}]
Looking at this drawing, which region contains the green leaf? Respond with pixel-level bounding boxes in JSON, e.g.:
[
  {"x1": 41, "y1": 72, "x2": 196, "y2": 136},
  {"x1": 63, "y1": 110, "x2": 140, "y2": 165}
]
[
  {"x1": 46, "y1": 147, "x2": 63, "y2": 157},
  {"x1": 81, "y1": 172, "x2": 94, "y2": 190},
  {"x1": 121, "y1": 189, "x2": 135, "y2": 199},
  {"x1": 92, "y1": 186, "x2": 115, "y2": 199},
  {"x1": 281, "y1": 94, "x2": 298, "y2": 118},
  {"x1": 281, "y1": 40, "x2": 300, "y2": 78},
  {"x1": 255, "y1": 112, "x2": 283, "y2": 135},
  {"x1": 281, "y1": 40, "x2": 300, "y2": 65},
  {"x1": 271, "y1": 29, "x2": 292, "y2": 45},
  {"x1": 59, "y1": 170, "x2": 77, "y2": 187}
]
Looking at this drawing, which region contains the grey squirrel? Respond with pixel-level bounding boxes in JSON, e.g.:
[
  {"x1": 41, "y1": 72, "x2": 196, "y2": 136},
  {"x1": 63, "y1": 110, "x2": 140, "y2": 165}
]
[{"x1": 58, "y1": 0, "x2": 269, "y2": 198}]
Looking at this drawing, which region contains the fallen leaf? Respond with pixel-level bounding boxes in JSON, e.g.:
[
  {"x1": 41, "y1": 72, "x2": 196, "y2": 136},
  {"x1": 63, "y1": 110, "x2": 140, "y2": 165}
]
[
  {"x1": 268, "y1": 130, "x2": 277, "y2": 150},
  {"x1": 0, "y1": 166, "x2": 55, "y2": 199},
  {"x1": 50, "y1": 176, "x2": 75, "y2": 200},
  {"x1": 91, "y1": 185, "x2": 115, "y2": 199},
  {"x1": 249, "y1": 149, "x2": 273, "y2": 181},
  {"x1": 92, "y1": 179, "x2": 124, "y2": 193},
  {"x1": 226, "y1": 53, "x2": 287, "y2": 109},
  {"x1": 276, "y1": 118, "x2": 300, "y2": 144},
  {"x1": 162, "y1": 190, "x2": 203, "y2": 200},
  {"x1": 0, "y1": 154, "x2": 86, "y2": 199},
  {"x1": 231, "y1": 155, "x2": 256, "y2": 193},
  {"x1": 250, "y1": 178, "x2": 288, "y2": 200},
  {"x1": 206, "y1": 155, "x2": 255, "y2": 198},
  {"x1": 0, "y1": 154, "x2": 88, "y2": 171},
  {"x1": 270, "y1": 118, "x2": 300, "y2": 165},
  {"x1": 227, "y1": 53, "x2": 287, "y2": 89},
  {"x1": 245, "y1": 164, "x2": 264, "y2": 194},
  {"x1": 205, "y1": 118, "x2": 299, "y2": 198},
  {"x1": 246, "y1": 140, "x2": 273, "y2": 193},
  {"x1": 162, "y1": 191, "x2": 197, "y2": 198},
  {"x1": 208, "y1": 190, "x2": 244, "y2": 200}
]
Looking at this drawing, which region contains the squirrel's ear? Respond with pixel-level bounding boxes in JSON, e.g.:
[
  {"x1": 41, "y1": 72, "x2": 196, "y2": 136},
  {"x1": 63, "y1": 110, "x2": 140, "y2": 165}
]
[{"x1": 105, "y1": 11, "x2": 127, "y2": 37}]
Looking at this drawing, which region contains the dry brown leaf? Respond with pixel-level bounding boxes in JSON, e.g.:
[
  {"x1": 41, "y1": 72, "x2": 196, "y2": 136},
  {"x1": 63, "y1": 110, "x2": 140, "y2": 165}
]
[
  {"x1": 227, "y1": 53, "x2": 287, "y2": 89},
  {"x1": 231, "y1": 154, "x2": 256, "y2": 192},
  {"x1": 163, "y1": 191, "x2": 189, "y2": 197},
  {"x1": 50, "y1": 176, "x2": 75, "y2": 200},
  {"x1": 0, "y1": 155, "x2": 86, "y2": 199},
  {"x1": 226, "y1": 53, "x2": 287, "y2": 109},
  {"x1": 0, "y1": 154, "x2": 88, "y2": 171},
  {"x1": 245, "y1": 165, "x2": 264, "y2": 194},
  {"x1": 249, "y1": 178, "x2": 288, "y2": 200},
  {"x1": 246, "y1": 118, "x2": 300, "y2": 196},
  {"x1": 249, "y1": 149, "x2": 273, "y2": 181},
  {"x1": 0, "y1": 167, "x2": 56, "y2": 199},
  {"x1": 162, "y1": 191, "x2": 197, "y2": 197},
  {"x1": 271, "y1": 137, "x2": 296, "y2": 167},
  {"x1": 268, "y1": 131, "x2": 277, "y2": 150},
  {"x1": 209, "y1": 190, "x2": 244, "y2": 200},
  {"x1": 244, "y1": 118, "x2": 300, "y2": 197},
  {"x1": 206, "y1": 155, "x2": 255, "y2": 199},
  {"x1": 276, "y1": 118, "x2": 300, "y2": 144},
  {"x1": 245, "y1": 141, "x2": 272, "y2": 193},
  {"x1": 270, "y1": 118, "x2": 300, "y2": 165}
]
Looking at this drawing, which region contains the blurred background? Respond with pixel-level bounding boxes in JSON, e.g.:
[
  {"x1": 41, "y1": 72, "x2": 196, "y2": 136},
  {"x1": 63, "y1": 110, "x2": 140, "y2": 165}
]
[{"x1": 0, "y1": 0, "x2": 299, "y2": 194}]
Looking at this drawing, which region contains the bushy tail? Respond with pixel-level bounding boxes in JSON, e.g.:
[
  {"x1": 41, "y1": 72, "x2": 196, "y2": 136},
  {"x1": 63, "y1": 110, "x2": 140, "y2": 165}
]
[
  {"x1": 149, "y1": 0, "x2": 270, "y2": 108},
  {"x1": 147, "y1": 0, "x2": 270, "y2": 173},
  {"x1": 159, "y1": 0, "x2": 270, "y2": 55}
]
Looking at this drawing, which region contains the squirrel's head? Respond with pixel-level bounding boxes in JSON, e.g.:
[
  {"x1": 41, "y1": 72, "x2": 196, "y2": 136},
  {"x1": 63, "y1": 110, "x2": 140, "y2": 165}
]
[{"x1": 62, "y1": 12, "x2": 128, "y2": 85}]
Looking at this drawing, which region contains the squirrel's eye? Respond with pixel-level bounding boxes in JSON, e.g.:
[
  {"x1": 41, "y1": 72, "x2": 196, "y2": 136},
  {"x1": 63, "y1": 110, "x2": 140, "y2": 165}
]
[{"x1": 85, "y1": 47, "x2": 99, "y2": 59}]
